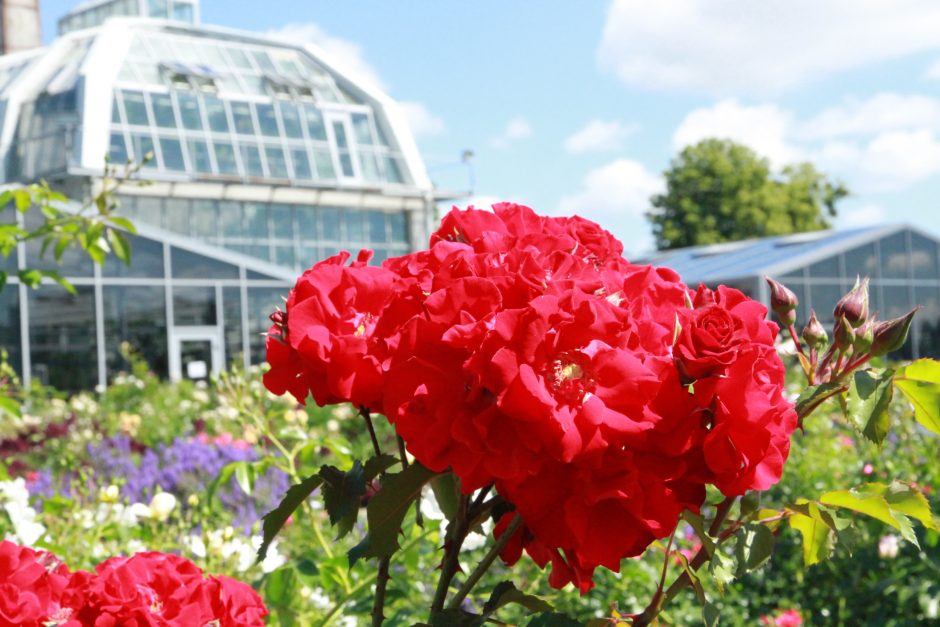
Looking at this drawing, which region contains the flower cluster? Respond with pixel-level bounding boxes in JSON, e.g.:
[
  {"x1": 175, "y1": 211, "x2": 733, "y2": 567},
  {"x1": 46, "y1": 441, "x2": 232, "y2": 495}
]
[
  {"x1": 265, "y1": 204, "x2": 797, "y2": 591},
  {"x1": 0, "y1": 540, "x2": 267, "y2": 626}
]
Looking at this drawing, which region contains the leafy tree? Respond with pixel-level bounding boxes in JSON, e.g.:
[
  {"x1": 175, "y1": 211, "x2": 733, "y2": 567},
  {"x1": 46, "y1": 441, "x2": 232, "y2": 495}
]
[{"x1": 647, "y1": 138, "x2": 848, "y2": 250}]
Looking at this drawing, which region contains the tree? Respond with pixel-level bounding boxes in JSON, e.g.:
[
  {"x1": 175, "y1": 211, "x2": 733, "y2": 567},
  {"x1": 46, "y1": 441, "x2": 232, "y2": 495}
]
[{"x1": 647, "y1": 138, "x2": 848, "y2": 250}]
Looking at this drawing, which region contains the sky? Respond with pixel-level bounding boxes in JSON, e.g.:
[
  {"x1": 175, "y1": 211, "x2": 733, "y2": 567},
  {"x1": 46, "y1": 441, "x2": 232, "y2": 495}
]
[{"x1": 41, "y1": 0, "x2": 940, "y2": 257}]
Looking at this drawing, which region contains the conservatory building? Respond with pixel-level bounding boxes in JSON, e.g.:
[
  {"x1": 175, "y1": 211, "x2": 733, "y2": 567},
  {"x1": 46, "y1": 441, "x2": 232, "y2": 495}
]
[
  {"x1": 639, "y1": 224, "x2": 940, "y2": 360},
  {"x1": 0, "y1": 0, "x2": 437, "y2": 389}
]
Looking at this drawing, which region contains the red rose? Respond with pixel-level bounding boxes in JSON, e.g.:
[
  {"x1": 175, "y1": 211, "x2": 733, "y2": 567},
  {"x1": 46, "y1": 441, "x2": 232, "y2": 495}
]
[
  {"x1": 205, "y1": 576, "x2": 268, "y2": 627},
  {"x1": 0, "y1": 540, "x2": 80, "y2": 627}
]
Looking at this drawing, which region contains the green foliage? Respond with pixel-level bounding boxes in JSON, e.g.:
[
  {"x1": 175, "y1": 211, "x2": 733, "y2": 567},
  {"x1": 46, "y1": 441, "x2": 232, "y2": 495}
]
[
  {"x1": 648, "y1": 139, "x2": 848, "y2": 250},
  {"x1": 847, "y1": 368, "x2": 895, "y2": 444},
  {"x1": 894, "y1": 358, "x2": 940, "y2": 436}
]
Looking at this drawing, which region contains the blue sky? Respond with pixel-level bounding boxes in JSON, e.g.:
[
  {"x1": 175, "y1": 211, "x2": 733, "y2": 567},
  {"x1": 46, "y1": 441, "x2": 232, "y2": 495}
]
[{"x1": 42, "y1": 1, "x2": 940, "y2": 256}]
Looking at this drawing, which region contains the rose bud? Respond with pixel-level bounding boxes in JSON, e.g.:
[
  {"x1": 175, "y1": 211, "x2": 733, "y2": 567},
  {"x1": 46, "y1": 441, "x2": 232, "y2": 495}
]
[
  {"x1": 833, "y1": 314, "x2": 854, "y2": 351},
  {"x1": 833, "y1": 276, "x2": 870, "y2": 327},
  {"x1": 765, "y1": 277, "x2": 798, "y2": 325},
  {"x1": 870, "y1": 307, "x2": 920, "y2": 356},
  {"x1": 854, "y1": 318, "x2": 875, "y2": 353},
  {"x1": 801, "y1": 310, "x2": 828, "y2": 350}
]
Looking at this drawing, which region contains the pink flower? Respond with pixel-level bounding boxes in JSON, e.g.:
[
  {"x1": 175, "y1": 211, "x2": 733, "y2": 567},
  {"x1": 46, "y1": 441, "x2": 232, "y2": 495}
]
[
  {"x1": 863, "y1": 463, "x2": 874, "y2": 475},
  {"x1": 775, "y1": 609, "x2": 803, "y2": 626}
]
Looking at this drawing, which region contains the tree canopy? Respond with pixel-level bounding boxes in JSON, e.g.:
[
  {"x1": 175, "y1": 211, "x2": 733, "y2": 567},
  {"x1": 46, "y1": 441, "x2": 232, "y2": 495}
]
[{"x1": 647, "y1": 138, "x2": 848, "y2": 251}]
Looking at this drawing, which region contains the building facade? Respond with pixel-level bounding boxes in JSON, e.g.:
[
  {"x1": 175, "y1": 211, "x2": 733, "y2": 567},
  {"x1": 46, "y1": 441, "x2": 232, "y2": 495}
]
[
  {"x1": 639, "y1": 225, "x2": 940, "y2": 360},
  {"x1": 0, "y1": 0, "x2": 438, "y2": 389}
]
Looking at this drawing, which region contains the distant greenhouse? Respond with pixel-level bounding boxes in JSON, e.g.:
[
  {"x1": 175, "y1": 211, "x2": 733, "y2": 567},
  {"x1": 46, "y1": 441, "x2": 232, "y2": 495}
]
[{"x1": 638, "y1": 225, "x2": 940, "y2": 360}]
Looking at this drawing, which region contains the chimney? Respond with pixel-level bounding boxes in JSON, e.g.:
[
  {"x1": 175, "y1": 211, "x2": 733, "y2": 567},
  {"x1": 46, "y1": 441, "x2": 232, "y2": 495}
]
[{"x1": 1, "y1": 0, "x2": 41, "y2": 55}]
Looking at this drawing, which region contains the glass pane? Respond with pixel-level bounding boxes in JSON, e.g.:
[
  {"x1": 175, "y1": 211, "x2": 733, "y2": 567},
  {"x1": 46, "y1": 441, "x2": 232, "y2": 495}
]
[
  {"x1": 204, "y1": 95, "x2": 229, "y2": 133},
  {"x1": 171, "y1": 247, "x2": 239, "y2": 279},
  {"x1": 359, "y1": 151, "x2": 380, "y2": 182},
  {"x1": 213, "y1": 141, "x2": 238, "y2": 175},
  {"x1": 239, "y1": 142, "x2": 264, "y2": 176},
  {"x1": 0, "y1": 288, "x2": 21, "y2": 376},
  {"x1": 880, "y1": 232, "x2": 910, "y2": 279},
  {"x1": 843, "y1": 243, "x2": 879, "y2": 281},
  {"x1": 177, "y1": 92, "x2": 203, "y2": 130},
  {"x1": 332, "y1": 120, "x2": 349, "y2": 148},
  {"x1": 297, "y1": 207, "x2": 317, "y2": 239},
  {"x1": 180, "y1": 340, "x2": 212, "y2": 381},
  {"x1": 385, "y1": 156, "x2": 404, "y2": 184},
  {"x1": 191, "y1": 199, "x2": 218, "y2": 238},
  {"x1": 298, "y1": 245, "x2": 319, "y2": 267},
  {"x1": 219, "y1": 200, "x2": 244, "y2": 238},
  {"x1": 321, "y1": 207, "x2": 341, "y2": 241},
  {"x1": 159, "y1": 137, "x2": 185, "y2": 170},
  {"x1": 303, "y1": 105, "x2": 327, "y2": 141},
  {"x1": 227, "y1": 47, "x2": 252, "y2": 69},
  {"x1": 247, "y1": 287, "x2": 289, "y2": 363},
  {"x1": 147, "y1": 0, "x2": 168, "y2": 17},
  {"x1": 368, "y1": 211, "x2": 388, "y2": 243},
  {"x1": 345, "y1": 209, "x2": 365, "y2": 242},
  {"x1": 173, "y1": 286, "x2": 216, "y2": 325},
  {"x1": 910, "y1": 232, "x2": 939, "y2": 280},
  {"x1": 271, "y1": 204, "x2": 294, "y2": 239},
  {"x1": 251, "y1": 50, "x2": 276, "y2": 73},
  {"x1": 134, "y1": 196, "x2": 162, "y2": 228},
  {"x1": 130, "y1": 133, "x2": 156, "y2": 164},
  {"x1": 102, "y1": 234, "x2": 165, "y2": 278},
  {"x1": 29, "y1": 286, "x2": 97, "y2": 390},
  {"x1": 109, "y1": 132, "x2": 128, "y2": 163},
  {"x1": 122, "y1": 90, "x2": 149, "y2": 125},
  {"x1": 255, "y1": 103, "x2": 280, "y2": 137},
  {"x1": 172, "y1": 2, "x2": 193, "y2": 22},
  {"x1": 150, "y1": 93, "x2": 176, "y2": 127},
  {"x1": 388, "y1": 212, "x2": 407, "y2": 243},
  {"x1": 104, "y1": 285, "x2": 168, "y2": 378},
  {"x1": 338, "y1": 153, "x2": 354, "y2": 177},
  {"x1": 274, "y1": 244, "x2": 295, "y2": 267},
  {"x1": 809, "y1": 283, "x2": 844, "y2": 325},
  {"x1": 290, "y1": 148, "x2": 311, "y2": 179},
  {"x1": 312, "y1": 149, "x2": 335, "y2": 180},
  {"x1": 807, "y1": 254, "x2": 841, "y2": 280},
  {"x1": 244, "y1": 202, "x2": 270, "y2": 238},
  {"x1": 186, "y1": 138, "x2": 212, "y2": 172},
  {"x1": 265, "y1": 146, "x2": 288, "y2": 178},
  {"x1": 24, "y1": 214, "x2": 94, "y2": 276},
  {"x1": 222, "y1": 286, "x2": 244, "y2": 368},
  {"x1": 111, "y1": 95, "x2": 122, "y2": 123},
  {"x1": 230, "y1": 101, "x2": 255, "y2": 135},
  {"x1": 279, "y1": 103, "x2": 302, "y2": 138},
  {"x1": 352, "y1": 113, "x2": 373, "y2": 145}
]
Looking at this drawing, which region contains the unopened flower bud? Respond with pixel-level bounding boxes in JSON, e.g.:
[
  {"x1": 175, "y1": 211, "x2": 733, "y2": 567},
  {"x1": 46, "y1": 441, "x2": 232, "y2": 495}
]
[
  {"x1": 187, "y1": 494, "x2": 199, "y2": 507},
  {"x1": 765, "y1": 277, "x2": 798, "y2": 325},
  {"x1": 854, "y1": 319, "x2": 875, "y2": 353},
  {"x1": 100, "y1": 484, "x2": 120, "y2": 504},
  {"x1": 870, "y1": 307, "x2": 920, "y2": 356},
  {"x1": 801, "y1": 310, "x2": 828, "y2": 350},
  {"x1": 834, "y1": 315, "x2": 854, "y2": 351},
  {"x1": 833, "y1": 277, "x2": 870, "y2": 327}
]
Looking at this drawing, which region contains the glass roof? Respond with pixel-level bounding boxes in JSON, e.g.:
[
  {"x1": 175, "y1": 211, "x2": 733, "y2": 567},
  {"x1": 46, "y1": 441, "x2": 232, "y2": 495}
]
[{"x1": 60, "y1": 0, "x2": 197, "y2": 35}]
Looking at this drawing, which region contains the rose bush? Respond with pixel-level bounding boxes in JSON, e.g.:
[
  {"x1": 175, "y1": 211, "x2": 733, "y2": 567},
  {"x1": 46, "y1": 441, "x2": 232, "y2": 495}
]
[{"x1": 265, "y1": 203, "x2": 798, "y2": 592}]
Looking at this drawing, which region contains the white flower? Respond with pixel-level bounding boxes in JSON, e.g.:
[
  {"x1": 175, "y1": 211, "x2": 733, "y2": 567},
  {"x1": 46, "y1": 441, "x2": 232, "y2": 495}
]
[
  {"x1": 0, "y1": 479, "x2": 45, "y2": 546},
  {"x1": 148, "y1": 492, "x2": 177, "y2": 522},
  {"x1": 128, "y1": 502, "x2": 152, "y2": 520},
  {"x1": 125, "y1": 539, "x2": 146, "y2": 554},
  {"x1": 184, "y1": 535, "x2": 207, "y2": 559},
  {"x1": 304, "y1": 586, "x2": 332, "y2": 610},
  {"x1": 251, "y1": 536, "x2": 286, "y2": 573},
  {"x1": 879, "y1": 534, "x2": 900, "y2": 559}
]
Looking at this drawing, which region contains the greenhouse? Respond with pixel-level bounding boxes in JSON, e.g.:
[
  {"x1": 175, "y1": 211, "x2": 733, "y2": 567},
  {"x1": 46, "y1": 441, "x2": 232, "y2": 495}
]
[
  {"x1": 0, "y1": 0, "x2": 436, "y2": 389},
  {"x1": 639, "y1": 224, "x2": 940, "y2": 359}
]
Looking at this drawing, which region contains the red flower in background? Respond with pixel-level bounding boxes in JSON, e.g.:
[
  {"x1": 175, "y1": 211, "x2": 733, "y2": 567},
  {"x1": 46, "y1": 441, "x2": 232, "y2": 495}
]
[{"x1": 265, "y1": 202, "x2": 798, "y2": 592}]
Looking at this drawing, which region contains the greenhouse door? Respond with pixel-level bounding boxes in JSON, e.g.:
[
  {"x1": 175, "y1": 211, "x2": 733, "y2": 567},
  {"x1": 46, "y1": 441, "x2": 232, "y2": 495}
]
[{"x1": 169, "y1": 327, "x2": 223, "y2": 382}]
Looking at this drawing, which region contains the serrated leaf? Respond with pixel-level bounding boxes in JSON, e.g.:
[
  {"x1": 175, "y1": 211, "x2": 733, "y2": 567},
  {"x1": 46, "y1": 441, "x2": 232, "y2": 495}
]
[
  {"x1": 787, "y1": 501, "x2": 837, "y2": 566},
  {"x1": 703, "y1": 601, "x2": 721, "y2": 627},
  {"x1": 733, "y1": 524, "x2": 775, "y2": 576},
  {"x1": 846, "y1": 369, "x2": 894, "y2": 444},
  {"x1": 707, "y1": 548, "x2": 735, "y2": 595},
  {"x1": 481, "y1": 581, "x2": 553, "y2": 618},
  {"x1": 820, "y1": 487, "x2": 918, "y2": 547},
  {"x1": 894, "y1": 359, "x2": 940, "y2": 436},
  {"x1": 107, "y1": 229, "x2": 131, "y2": 264},
  {"x1": 431, "y1": 472, "x2": 462, "y2": 522},
  {"x1": 363, "y1": 454, "x2": 398, "y2": 482},
  {"x1": 319, "y1": 461, "x2": 365, "y2": 540},
  {"x1": 429, "y1": 609, "x2": 481, "y2": 627},
  {"x1": 795, "y1": 382, "x2": 847, "y2": 418},
  {"x1": 258, "y1": 473, "x2": 324, "y2": 560},
  {"x1": 349, "y1": 462, "x2": 436, "y2": 563}
]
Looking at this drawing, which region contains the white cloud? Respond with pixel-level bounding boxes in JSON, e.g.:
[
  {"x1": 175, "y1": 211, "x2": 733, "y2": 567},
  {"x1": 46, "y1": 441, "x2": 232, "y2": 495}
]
[
  {"x1": 491, "y1": 117, "x2": 532, "y2": 148},
  {"x1": 838, "y1": 130, "x2": 940, "y2": 192},
  {"x1": 801, "y1": 93, "x2": 940, "y2": 139},
  {"x1": 564, "y1": 119, "x2": 638, "y2": 154},
  {"x1": 839, "y1": 204, "x2": 886, "y2": 227},
  {"x1": 558, "y1": 159, "x2": 663, "y2": 255},
  {"x1": 925, "y1": 58, "x2": 940, "y2": 80},
  {"x1": 265, "y1": 22, "x2": 386, "y2": 90},
  {"x1": 398, "y1": 101, "x2": 445, "y2": 137},
  {"x1": 672, "y1": 100, "x2": 800, "y2": 166},
  {"x1": 598, "y1": 0, "x2": 940, "y2": 95}
]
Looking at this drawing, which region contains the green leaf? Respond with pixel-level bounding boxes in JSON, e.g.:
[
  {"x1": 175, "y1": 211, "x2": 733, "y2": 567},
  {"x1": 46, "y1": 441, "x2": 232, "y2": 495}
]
[
  {"x1": 319, "y1": 461, "x2": 365, "y2": 540},
  {"x1": 39, "y1": 271, "x2": 75, "y2": 295},
  {"x1": 107, "y1": 229, "x2": 131, "y2": 265},
  {"x1": 348, "y1": 462, "x2": 436, "y2": 564},
  {"x1": 846, "y1": 368, "x2": 895, "y2": 444},
  {"x1": 234, "y1": 462, "x2": 254, "y2": 495},
  {"x1": 428, "y1": 609, "x2": 481, "y2": 627},
  {"x1": 795, "y1": 382, "x2": 847, "y2": 418},
  {"x1": 431, "y1": 472, "x2": 462, "y2": 522},
  {"x1": 258, "y1": 473, "x2": 324, "y2": 560},
  {"x1": 894, "y1": 359, "x2": 940, "y2": 436},
  {"x1": 363, "y1": 453, "x2": 398, "y2": 482},
  {"x1": 877, "y1": 481, "x2": 940, "y2": 531},
  {"x1": 0, "y1": 395, "x2": 21, "y2": 418},
  {"x1": 264, "y1": 565, "x2": 297, "y2": 609},
  {"x1": 106, "y1": 215, "x2": 138, "y2": 234},
  {"x1": 481, "y1": 581, "x2": 553, "y2": 618},
  {"x1": 682, "y1": 510, "x2": 715, "y2": 556},
  {"x1": 17, "y1": 268, "x2": 42, "y2": 288},
  {"x1": 13, "y1": 189, "x2": 31, "y2": 212},
  {"x1": 525, "y1": 614, "x2": 583, "y2": 627},
  {"x1": 733, "y1": 523, "x2": 775, "y2": 576},
  {"x1": 820, "y1": 487, "x2": 918, "y2": 546},
  {"x1": 703, "y1": 602, "x2": 721, "y2": 627},
  {"x1": 707, "y1": 548, "x2": 735, "y2": 594},
  {"x1": 787, "y1": 501, "x2": 837, "y2": 566},
  {"x1": 0, "y1": 190, "x2": 14, "y2": 208}
]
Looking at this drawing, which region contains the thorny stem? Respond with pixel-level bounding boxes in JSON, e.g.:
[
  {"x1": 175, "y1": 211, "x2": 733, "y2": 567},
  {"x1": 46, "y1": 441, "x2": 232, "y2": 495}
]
[
  {"x1": 430, "y1": 495, "x2": 471, "y2": 617},
  {"x1": 786, "y1": 324, "x2": 808, "y2": 362},
  {"x1": 359, "y1": 407, "x2": 391, "y2": 625},
  {"x1": 360, "y1": 407, "x2": 384, "y2": 461},
  {"x1": 447, "y1": 513, "x2": 524, "y2": 610}
]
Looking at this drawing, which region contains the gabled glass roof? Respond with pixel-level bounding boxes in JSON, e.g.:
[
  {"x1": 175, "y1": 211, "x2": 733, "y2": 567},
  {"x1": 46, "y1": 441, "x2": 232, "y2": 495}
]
[{"x1": 636, "y1": 225, "x2": 904, "y2": 285}]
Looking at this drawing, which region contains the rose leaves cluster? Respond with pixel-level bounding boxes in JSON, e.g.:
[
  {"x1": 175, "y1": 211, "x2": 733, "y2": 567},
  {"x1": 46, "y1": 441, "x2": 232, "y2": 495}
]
[
  {"x1": 0, "y1": 540, "x2": 266, "y2": 626},
  {"x1": 265, "y1": 203, "x2": 797, "y2": 592}
]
